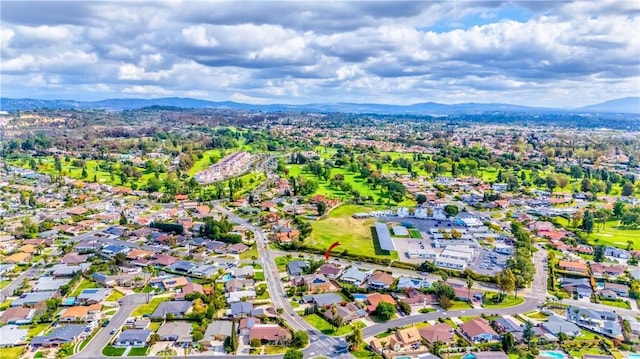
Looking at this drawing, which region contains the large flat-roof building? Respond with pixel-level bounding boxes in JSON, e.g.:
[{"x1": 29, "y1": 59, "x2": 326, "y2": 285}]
[{"x1": 374, "y1": 222, "x2": 396, "y2": 252}]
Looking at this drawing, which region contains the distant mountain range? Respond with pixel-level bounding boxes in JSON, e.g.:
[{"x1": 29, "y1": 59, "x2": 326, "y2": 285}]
[{"x1": 1, "y1": 96, "x2": 638, "y2": 114}]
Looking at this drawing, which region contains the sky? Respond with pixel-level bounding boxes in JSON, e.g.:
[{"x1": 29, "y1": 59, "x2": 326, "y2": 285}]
[{"x1": 1, "y1": 1, "x2": 639, "y2": 107}]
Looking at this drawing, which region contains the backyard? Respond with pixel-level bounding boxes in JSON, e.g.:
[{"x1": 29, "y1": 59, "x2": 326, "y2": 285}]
[{"x1": 303, "y1": 313, "x2": 365, "y2": 336}]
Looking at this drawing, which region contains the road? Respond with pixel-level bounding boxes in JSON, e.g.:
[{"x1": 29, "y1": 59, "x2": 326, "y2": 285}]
[
  {"x1": 0, "y1": 262, "x2": 42, "y2": 302},
  {"x1": 214, "y1": 204, "x2": 353, "y2": 359},
  {"x1": 74, "y1": 293, "x2": 149, "y2": 359}
]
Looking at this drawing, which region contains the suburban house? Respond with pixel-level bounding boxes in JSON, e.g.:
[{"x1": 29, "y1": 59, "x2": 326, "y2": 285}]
[
  {"x1": 0, "y1": 325, "x2": 28, "y2": 347},
  {"x1": 31, "y1": 325, "x2": 85, "y2": 348},
  {"x1": 602, "y1": 282, "x2": 629, "y2": 297},
  {"x1": 317, "y1": 263, "x2": 343, "y2": 279},
  {"x1": 558, "y1": 260, "x2": 589, "y2": 275},
  {"x1": 294, "y1": 274, "x2": 332, "y2": 293},
  {"x1": 419, "y1": 323, "x2": 455, "y2": 344},
  {"x1": 150, "y1": 301, "x2": 192, "y2": 319},
  {"x1": 566, "y1": 306, "x2": 621, "y2": 337},
  {"x1": 76, "y1": 288, "x2": 110, "y2": 305},
  {"x1": 59, "y1": 304, "x2": 101, "y2": 322},
  {"x1": 604, "y1": 247, "x2": 631, "y2": 259},
  {"x1": 339, "y1": 267, "x2": 368, "y2": 285},
  {"x1": 461, "y1": 352, "x2": 509, "y2": 359},
  {"x1": 200, "y1": 320, "x2": 233, "y2": 347},
  {"x1": 370, "y1": 327, "x2": 422, "y2": 352},
  {"x1": 541, "y1": 315, "x2": 581, "y2": 337},
  {"x1": 61, "y1": 252, "x2": 88, "y2": 265},
  {"x1": 286, "y1": 261, "x2": 308, "y2": 276},
  {"x1": 248, "y1": 324, "x2": 291, "y2": 345},
  {"x1": 493, "y1": 316, "x2": 525, "y2": 341},
  {"x1": 310, "y1": 293, "x2": 343, "y2": 307},
  {"x1": 460, "y1": 317, "x2": 500, "y2": 343},
  {"x1": 590, "y1": 263, "x2": 626, "y2": 278},
  {"x1": 560, "y1": 278, "x2": 593, "y2": 298},
  {"x1": 367, "y1": 271, "x2": 395, "y2": 290},
  {"x1": 115, "y1": 329, "x2": 152, "y2": 347},
  {"x1": 0, "y1": 307, "x2": 35, "y2": 324},
  {"x1": 11, "y1": 292, "x2": 56, "y2": 307},
  {"x1": 157, "y1": 321, "x2": 192, "y2": 341},
  {"x1": 365, "y1": 293, "x2": 396, "y2": 312},
  {"x1": 323, "y1": 302, "x2": 366, "y2": 324},
  {"x1": 396, "y1": 276, "x2": 431, "y2": 290}
]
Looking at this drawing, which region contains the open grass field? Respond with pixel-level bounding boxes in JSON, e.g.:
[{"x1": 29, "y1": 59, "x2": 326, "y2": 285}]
[
  {"x1": 309, "y1": 205, "x2": 398, "y2": 260},
  {"x1": 131, "y1": 297, "x2": 169, "y2": 317},
  {"x1": 188, "y1": 149, "x2": 222, "y2": 176}
]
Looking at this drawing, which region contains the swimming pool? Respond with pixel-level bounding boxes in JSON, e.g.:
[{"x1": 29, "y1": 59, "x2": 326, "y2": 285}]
[
  {"x1": 539, "y1": 351, "x2": 566, "y2": 359},
  {"x1": 353, "y1": 294, "x2": 367, "y2": 300},
  {"x1": 394, "y1": 356, "x2": 412, "y2": 359},
  {"x1": 625, "y1": 354, "x2": 640, "y2": 359},
  {"x1": 221, "y1": 274, "x2": 232, "y2": 281}
]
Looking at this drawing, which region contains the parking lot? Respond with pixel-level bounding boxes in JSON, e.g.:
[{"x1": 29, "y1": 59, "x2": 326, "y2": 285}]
[{"x1": 468, "y1": 247, "x2": 509, "y2": 275}]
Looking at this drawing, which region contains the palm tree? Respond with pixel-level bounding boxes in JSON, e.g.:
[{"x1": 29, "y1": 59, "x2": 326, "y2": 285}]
[{"x1": 466, "y1": 276, "x2": 474, "y2": 302}]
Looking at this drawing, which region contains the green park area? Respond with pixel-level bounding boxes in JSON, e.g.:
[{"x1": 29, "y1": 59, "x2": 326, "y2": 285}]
[
  {"x1": 0, "y1": 347, "x2": 24, "y2": 359},
  {"x1": 556, "y1": 217, "x2": 640, "y2": 250},
  {"x1": 308, "y1": 205, "x2": 398, "y2": 260},
  {"x1": 286, "y1": 164, "x2": 416, "y2": 207}
]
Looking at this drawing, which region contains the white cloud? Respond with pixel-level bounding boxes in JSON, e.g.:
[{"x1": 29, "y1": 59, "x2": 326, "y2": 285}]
[{"x1": 0, "y1": 1, "x2": 637, "y2": 107}]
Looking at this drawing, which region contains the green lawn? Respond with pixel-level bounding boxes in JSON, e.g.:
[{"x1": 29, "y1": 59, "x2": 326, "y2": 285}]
[
  {"x1": 239, "y1": 246, "x2": 258, "y2": 260},
  {"x1": 130, "y1": 297, "x2": 168, "y2": 317},
  {"x1": 102, "y1": 346, "x2": 126, "y2": 356},
  {"x1": 0, "y1": 347, "x2": 24, "y2": 359},
  {"x1": 350, "y1": 348, "x2": 383, "y2": 359},
  {"x1": 106, "y1": 290, "x2": 125, "y2": 302},
  {"x1": 127, "y1": 347, "x2": 148, "y2": 356},
  {"x1": 0, "y1": 280, "x2": 11, "y2": 289},
  {"x1": 303, "y1": 314, "x2": 365, "y2": 336},
  {"x1": 483, "y1": 295, "x2": 524, "y2": 309},
  {"x1": 309, "y1": 205, "x2": 398, "y2": 260},
  {"x1": 69, "y1": 278, "x2": 100, "y2": 297},
  {"x1": 188, "y1": 149, "x2": 222, "y2": 176},
  {"x1": 408, "y1": 229, "x2": 422, "y2": 239},
  {"x1": 275, "y1": 255, "x2": 298, "y2": 271},
  {"x1": 22, "y1": 323, "x2": 50, "y2": 338},
  {"x1": 523, "y1": 311, "x2": 549, "y2": 319},
  {"x1": 599, "y1": 299, "x2": 631, "y2": 309},
  {"x1": 449, "y1": 300, "x2": 473, "y2": 310},
  {"x1": 254, "y1": 271, "x2": 265, "y2": 281}
]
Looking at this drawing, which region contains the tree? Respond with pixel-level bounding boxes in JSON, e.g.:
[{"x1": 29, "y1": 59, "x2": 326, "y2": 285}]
[
  {"x1": 291, "y1": 330, "x2": 308, "y2": 348},
  {"x1": 581, "y1": 178, "x2": 592, "y2": 192},
  {"x1": 430, "y1": 340, "x2": 443, "y2": 355},
  {"x1": 496, "y1": 269, "x2": 516, "y2": 298},
  {"x1": 374, "y1": 302, "x2": 395, "y2": 321},
  {"x1": 502, "y1": 332, "x2": 515, "y2": 353},
  {"x1": 466, "y1": 276, "x2": 474, "y2": 302},
  {"x1": 316, "y1": 201, "x2": 327, "y2": 216},
  {"x1": 443, "y1": 204, "x2": 459, "y2": 218},
  {"x1": 582, "y1": 210, "x2": 594, "y2": 235},
  {"x1": 416, "y1": 193, "x2": 427, "y2": 205},
  {"x1": 438, "y1": 295, "x2": 453, "y2": 310},
  {"x1": 523, "y1": 321, "x2": 534, "y2": 349},
  {"x1": 622, "y1": 181, "x2": 634, "y2": 196},
  {"x1": 614, "y1": 201, "x2": 626, "y2": 218},
  {"x1": 283, "y1": 349, "x2": 303, "y2": 359},
  {"x1": 546, "y1": 175, "x2": 558, "y2": 193},
  {"x1": 346, "y1": 324, "x2": 363, "y2": 350},
  {"x1": 119, "y1": 211, "x2": 128, "y2": 225},
  {"x1": 594, "y1": 245, "x2": 605, "y2": 262}
]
